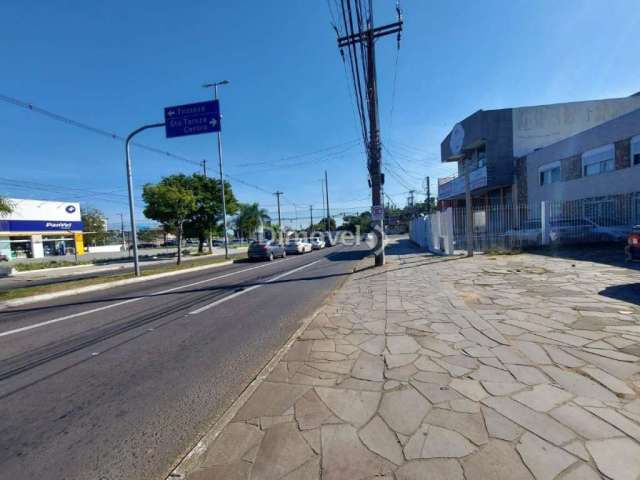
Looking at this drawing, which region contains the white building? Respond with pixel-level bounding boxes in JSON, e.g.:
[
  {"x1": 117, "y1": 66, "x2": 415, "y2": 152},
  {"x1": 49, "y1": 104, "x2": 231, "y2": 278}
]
[{"x1": 0, "y1": 198, "x2": 84, "y2": 259}]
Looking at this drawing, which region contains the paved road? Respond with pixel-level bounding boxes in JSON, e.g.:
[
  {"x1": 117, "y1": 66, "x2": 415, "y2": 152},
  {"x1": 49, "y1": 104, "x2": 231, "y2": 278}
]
[{"x1": 0, "y1": 243, "x2": 370, "y2": 480}]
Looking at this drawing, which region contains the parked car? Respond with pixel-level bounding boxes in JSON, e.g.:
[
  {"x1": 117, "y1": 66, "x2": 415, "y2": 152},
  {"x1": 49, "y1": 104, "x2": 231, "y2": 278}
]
[
  {"x1": 627, "y1": 225, "x2": 640, "y2": 260},
  {"x1": 589, "y1": 218, "x2": 633, "y2": 242},
  {"x1": 285, "y1": 239, "x2": 310, "y2": 254},
  {"x1": 248, "y1": 240, "x2": 286, "y2": 261},
  {"x1": 310, "y1": 237, "x2": 325, "y2": 250},
  {"x1": 548, "y1": 218, "x2": 598, "y2": 243},
  {"x1": 504, "y1": 220, "x2": 542, "y2": 246},
  {"x1": 323, "y1": 232, "x2": 337, "y2": 247}
]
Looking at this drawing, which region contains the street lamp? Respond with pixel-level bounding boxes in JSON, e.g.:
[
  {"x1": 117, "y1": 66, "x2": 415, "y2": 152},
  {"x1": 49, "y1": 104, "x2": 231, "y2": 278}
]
[{"x1": 202, "y1": 80, "x2": 230, "y2": 259}]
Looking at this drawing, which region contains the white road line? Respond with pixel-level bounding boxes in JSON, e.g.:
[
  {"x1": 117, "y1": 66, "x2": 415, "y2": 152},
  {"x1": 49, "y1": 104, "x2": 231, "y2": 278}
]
[
  {"x1": 188, "y1": 259, "x2": 322, "y2": 315},
  {"x1": 0, "y1": 260, "x2": 286, "y2": 338}
]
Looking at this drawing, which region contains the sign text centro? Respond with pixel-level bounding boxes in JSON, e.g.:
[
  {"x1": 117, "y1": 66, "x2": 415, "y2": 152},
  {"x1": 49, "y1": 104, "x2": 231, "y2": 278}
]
[{"x1": 164, "y1": 100, "x2": 221, "y2": 138}]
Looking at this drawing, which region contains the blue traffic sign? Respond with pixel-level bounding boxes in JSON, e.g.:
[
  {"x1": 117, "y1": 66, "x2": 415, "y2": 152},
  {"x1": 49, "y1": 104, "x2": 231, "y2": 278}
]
[{"x1": 164, "y1": 100, "x2": 221, "y2": 138}]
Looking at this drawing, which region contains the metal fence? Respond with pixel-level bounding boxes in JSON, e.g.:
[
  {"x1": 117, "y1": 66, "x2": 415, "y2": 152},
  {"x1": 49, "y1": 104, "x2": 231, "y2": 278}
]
[{"x1": 414, "y1": 192, "x2": 640, "y2": 254}]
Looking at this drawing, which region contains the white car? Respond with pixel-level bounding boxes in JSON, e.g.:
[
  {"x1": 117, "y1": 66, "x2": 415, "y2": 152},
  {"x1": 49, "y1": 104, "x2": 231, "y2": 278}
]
[
  {"x1": 309, "y1": 237, "x2": 325, "y2": 250},
  {"x1": 285, "y1": 239, "x2": 312, "y2": 254}
]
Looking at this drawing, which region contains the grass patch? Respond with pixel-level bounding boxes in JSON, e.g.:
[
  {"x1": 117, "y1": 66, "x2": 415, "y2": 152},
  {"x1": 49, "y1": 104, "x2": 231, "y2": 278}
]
[
  {"x1": 0, "y1": 253, "x2": 247, "y2": 302},
  {"x1": 11, "y1": 260, "x2": 91, "y2": 272}
]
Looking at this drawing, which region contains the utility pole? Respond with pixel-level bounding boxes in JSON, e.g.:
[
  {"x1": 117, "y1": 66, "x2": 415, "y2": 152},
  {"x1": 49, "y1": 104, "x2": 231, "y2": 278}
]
[
  {"x1": 203, "y1": 80, "x2": 230, "y2": 259},
  {"x1": 336, "y1": 1, "x2": 402, "y2": 267},
  {"x1": 309, "y1": 205, "x2": 314, "y2": 230},
  {"x1": 425, "y1": 176, "x2": 432, "y2": 214},
  {"x1": 324, "y1": 170, "x2": 331, "y2": 232},
  {"x1": 274, "y1": 191, "x2": 283, "y2": 229},
  {"x1": 464, "y1": 157, "x2": 474, "y2": 257},
  {"x1": 321, "y1": 179, "x2": 326, "y2": 226},
  {"x1": 119, "y1": 213, "x2": 125, "y2": 250},
  {"x1": 201, "y1": 159, "x2": 207, "y2": 176}
]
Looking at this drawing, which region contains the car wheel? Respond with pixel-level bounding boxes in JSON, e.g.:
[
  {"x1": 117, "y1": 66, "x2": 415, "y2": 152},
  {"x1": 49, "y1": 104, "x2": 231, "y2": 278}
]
[{"x1": 268, "y1": 253, "x2": 274, "y2": 262}]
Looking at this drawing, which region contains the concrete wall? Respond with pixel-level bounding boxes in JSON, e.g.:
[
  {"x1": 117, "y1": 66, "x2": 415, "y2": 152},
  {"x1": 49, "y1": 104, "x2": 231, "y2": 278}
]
[
  {"x1": 512, "y1": 95, "x2": 640, "y2": 157},
  {"x1": 526, "y1": 107, "x2": 640, "y2": 204}
]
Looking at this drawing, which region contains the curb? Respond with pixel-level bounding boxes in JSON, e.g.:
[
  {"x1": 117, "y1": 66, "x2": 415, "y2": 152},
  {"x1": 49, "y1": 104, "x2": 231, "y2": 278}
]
[
  {"x1": 166, "y1": 254, "x2": 370, "y2": 479},
  {"x1": 0, "y1": 260, "x2": 235, "y2": 309}
]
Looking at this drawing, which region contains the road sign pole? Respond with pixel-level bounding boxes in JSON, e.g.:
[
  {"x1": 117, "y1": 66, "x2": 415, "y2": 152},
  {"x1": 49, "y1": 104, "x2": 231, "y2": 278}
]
[
  {"x1": 125, "y1": 122, "x2": 165, "y2": 276},
  {"x1": 212, "y1": 85, "x2": 230, "y2": 259}
]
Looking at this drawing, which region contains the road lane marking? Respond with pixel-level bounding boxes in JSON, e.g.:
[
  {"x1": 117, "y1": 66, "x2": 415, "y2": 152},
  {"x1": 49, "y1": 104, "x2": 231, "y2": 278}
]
[
  {"x1": 0, "y1": 260, "x2": 289, "y2": 338},
  {"x1": 188, "y1": 259, "x2": 322, "y2": 315}
]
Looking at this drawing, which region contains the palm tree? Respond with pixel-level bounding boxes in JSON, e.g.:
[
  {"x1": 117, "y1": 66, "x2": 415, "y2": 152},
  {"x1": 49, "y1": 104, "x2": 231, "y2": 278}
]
[
  {"x1": 235, "y1": 203, "x2": 270, "y2": 240},
  {"x1": 0, "y1": 197, "x2": 14, "y2": 217}
]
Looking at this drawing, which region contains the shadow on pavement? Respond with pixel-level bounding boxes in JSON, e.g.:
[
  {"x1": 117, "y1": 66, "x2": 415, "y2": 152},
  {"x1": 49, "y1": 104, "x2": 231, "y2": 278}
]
[
  {"x1": 599, "y1": 283, "x2": 640, "y2": 306},
  {"x1": 525, "y1": 243, "x2": 640, "y2": 271}
]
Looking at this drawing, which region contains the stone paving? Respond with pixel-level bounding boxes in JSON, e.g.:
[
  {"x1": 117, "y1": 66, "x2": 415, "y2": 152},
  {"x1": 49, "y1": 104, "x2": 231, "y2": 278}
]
[{"x1": 184, "y1": 240, "x2": 640, "y2": 480}]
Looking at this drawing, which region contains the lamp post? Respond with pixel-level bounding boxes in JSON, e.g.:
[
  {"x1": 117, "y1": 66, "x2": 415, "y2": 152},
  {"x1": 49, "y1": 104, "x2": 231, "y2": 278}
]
[{"x1": 202, "y1": 80, "x2": 230, "y2": 259}]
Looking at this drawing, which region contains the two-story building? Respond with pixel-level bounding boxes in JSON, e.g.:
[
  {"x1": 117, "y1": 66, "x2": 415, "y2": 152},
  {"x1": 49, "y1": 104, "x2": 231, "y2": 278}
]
[{"x1": 438, "y1": 93, "x2": 640, "y2": 209}]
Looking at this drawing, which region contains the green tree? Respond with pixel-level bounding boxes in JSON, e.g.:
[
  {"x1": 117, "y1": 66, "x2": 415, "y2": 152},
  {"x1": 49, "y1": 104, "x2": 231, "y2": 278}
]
[
  {"x1": 339, "y1": 212, "x2": 372, "y2": 233},
  {"x1": 182, "y1": 174, "x2": 239, "y2": 252},
  {"x1": 235, "y1": 203, "x2": 270, "y2": 240},
  {"x1": 0, "y1": 197, "x2": 14, "y2": 217},
  {"x1": 81, "y1": 207, "x2": 109, "y2": 246},
  {"x1": 137, "y1": 227, "x2": 163, "y2": 244},
  {"x1": 142, "y1": 176, "x2": 196, "y2": 264}
]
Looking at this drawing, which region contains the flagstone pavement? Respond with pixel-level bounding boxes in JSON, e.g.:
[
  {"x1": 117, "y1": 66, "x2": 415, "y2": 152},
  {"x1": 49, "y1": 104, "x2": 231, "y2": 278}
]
[{"x1": 184, "y1": 239, "x2": 640, "y2": 480}]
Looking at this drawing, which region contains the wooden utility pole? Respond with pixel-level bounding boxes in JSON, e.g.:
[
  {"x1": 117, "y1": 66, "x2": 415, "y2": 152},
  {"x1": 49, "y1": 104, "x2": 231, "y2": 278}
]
[
  {"x1": 274, "y1": 191, "x2": 283, "y2": 229},
  {"x1": 309, "y1": 205, "x2": 314, "y2": 230},
  {"x1": 337, "y1": 2, "x2": 402, "y2": 266},
  {"x1": 324, "y1": 170, "x2": 331, "y2": 232}
]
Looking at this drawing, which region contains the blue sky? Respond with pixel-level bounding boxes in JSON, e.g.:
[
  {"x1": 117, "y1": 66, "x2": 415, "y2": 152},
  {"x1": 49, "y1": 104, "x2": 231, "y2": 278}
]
[{"x1": 1, "y1": 0, "x2": 639, "y2": 229}]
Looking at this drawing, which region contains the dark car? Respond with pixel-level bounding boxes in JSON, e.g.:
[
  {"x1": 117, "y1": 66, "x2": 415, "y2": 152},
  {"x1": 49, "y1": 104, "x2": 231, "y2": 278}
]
[
  {"x1": 248, "y1": 240, "x2": 286, "y2": 262},
  {"x1": 626, "y1": 226, "x2": 640, "y2": 261},
  {"x1": 324, "y1": 232, "x2": 337, "y2": 247}
]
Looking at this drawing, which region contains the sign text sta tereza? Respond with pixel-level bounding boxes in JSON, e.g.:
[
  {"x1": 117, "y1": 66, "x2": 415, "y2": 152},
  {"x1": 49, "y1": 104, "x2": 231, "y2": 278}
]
[{"x1": 164, "y1": 100, "x2": 221, "y2": 139}]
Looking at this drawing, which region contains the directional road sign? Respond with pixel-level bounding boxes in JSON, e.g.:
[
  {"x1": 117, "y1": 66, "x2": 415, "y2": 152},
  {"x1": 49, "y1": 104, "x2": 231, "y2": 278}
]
[{"x1": 164, "y1": 100, "x2": 221, "y2": 138}]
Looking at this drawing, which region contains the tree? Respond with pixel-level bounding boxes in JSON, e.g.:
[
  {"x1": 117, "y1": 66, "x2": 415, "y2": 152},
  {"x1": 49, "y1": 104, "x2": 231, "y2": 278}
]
[
  {"x1": 339, "y1": 212, "x2": 372, "y2": 233},
  {"x1": 235, "y1": 203, "x2": 270, "y2": 240},
  {"x1": 0, "y1": 197, "x2": 14, "y2": 217},
  {"x1": 142, "y1": 176, "x2": 196, "y2": 265},
  {"x1": 81, "y1": 207, "x2": 109, "y2": 246},
  {"x1": 138, "y1": 227, "x2": 163, "y2": 244},
  {"x1": 182, "y1": 174, "x2": 238, "y2": 252}
]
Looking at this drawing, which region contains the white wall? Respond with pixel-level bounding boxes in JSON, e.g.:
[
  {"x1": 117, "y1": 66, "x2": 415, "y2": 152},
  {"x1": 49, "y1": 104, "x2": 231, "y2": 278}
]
[{"x1": 512, "y1": 96, "x2": 640, "y2": 157}]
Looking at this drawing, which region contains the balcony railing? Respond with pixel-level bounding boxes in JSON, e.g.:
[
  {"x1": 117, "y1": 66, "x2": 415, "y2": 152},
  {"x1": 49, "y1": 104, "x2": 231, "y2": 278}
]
[{"x1": 437, "y1": 166, "x2": 488, "y2": 200}]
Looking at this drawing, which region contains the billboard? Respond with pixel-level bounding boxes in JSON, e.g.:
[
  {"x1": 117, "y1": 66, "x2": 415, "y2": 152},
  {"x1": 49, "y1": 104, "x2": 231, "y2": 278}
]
[{"x1": 0, "y1": 198, "x2": 83, "y2": 232}]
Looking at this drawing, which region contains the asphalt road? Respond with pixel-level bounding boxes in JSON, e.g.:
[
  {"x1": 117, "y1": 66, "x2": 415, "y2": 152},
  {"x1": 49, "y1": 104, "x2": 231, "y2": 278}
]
[{"x1": 0, "y1": 243, "x2": 370, "y2": 480}]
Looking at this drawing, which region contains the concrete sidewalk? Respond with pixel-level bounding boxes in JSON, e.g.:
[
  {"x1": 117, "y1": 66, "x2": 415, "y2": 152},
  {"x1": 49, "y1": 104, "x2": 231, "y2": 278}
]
[{"x1": 177, "y1": 238, "x2": 640, "y2": 480}]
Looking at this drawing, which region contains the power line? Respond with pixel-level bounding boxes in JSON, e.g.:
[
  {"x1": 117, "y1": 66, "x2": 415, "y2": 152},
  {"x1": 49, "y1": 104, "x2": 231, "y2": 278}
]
[{"x1": 0, "y1": 93, "x2": 200, "y2": 167}]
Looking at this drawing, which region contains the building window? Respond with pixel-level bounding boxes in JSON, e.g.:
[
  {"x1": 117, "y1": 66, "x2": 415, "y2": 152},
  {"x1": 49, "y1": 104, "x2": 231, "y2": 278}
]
[
  {"x1": 539, "y1": 161, "x2": 561, "y2": 186},
  {"x1": 477, "y1": 146, "x2": 487, "y2": 168},
  {"x1": 582, "y1": 144, "x2": 614, "y2": 177},
  {"x1": 632, "y1": 135, "x2": 640, "y2": 166}
]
